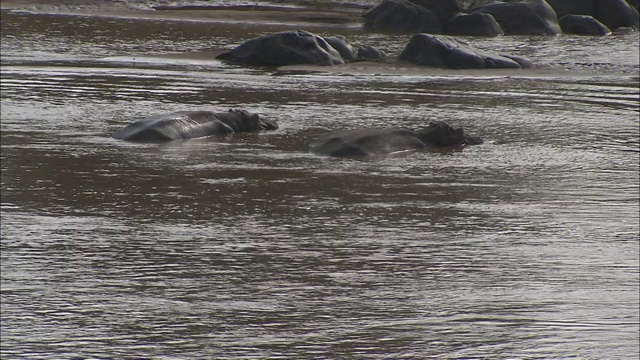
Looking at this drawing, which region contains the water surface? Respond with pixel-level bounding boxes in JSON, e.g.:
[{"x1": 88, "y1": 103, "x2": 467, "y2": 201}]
[{"x1": 1, "y1": 7, "x2": 639, "y2": 359}]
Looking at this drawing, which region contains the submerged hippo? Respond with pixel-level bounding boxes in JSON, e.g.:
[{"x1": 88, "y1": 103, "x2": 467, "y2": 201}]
[
  {"x1": 112, "y1": 109, "x2": 278, "y2": 142},
  {"x1": 309, "y1": 120, "x2": 482, "y2": 157}
]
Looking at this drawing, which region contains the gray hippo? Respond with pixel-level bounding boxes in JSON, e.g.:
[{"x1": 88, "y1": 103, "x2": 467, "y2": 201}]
[
  {"x1": 309, "y1": 120, "x2": 483, "y2": 158},
  {"x1": 399, "y1": 33, "x2": 533, "y2": 69},
  {"x1": 216, "y1": 30, "x2": 344, "y2": 67},
  {"x1": 112, "y1": 109, "x2": 278, "y2": 142}
]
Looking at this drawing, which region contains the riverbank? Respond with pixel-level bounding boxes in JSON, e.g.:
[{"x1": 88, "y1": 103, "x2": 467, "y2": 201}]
[{"x1": 0, "y1": 0, "x2": 367, "y2": 27}]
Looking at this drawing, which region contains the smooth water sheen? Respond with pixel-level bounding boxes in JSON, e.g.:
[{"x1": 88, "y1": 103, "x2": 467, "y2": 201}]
[{"x1": 1, "y1": 5, "x2": 639, "y2": 359}]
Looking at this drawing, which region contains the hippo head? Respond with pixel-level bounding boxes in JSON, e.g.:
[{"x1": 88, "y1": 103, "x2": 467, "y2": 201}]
[
  {"x1": 230, "y1": 109, "x2": 279, "y2": 132},
  {"x1": 257, "y1": 115, "x2": 279, "y2": 131},
  {"x1": 417, "y1": 121, "x2": 482, "y2": 147}
]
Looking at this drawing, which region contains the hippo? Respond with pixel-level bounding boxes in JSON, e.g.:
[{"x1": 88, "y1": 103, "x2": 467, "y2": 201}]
[
  {"x1": 399, "y1": 33, "x2": 532, "y2": 69},
  {"x1": 112, "y1": 109, "x2": 278, "y2": 142},
  {"x1": 216, "y1": 30, "x2": 344, "y2": 67},
  {"x1": 309, "y1": 120, "x2": 483, "y2": 158}
]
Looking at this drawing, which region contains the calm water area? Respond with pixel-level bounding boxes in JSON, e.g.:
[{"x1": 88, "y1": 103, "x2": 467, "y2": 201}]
[{"x1": 1, "y1": 2, "x2": 639, "y2": 359}]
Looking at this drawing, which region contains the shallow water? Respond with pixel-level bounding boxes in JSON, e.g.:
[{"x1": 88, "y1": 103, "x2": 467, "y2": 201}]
[{"x1": 1, "y1": 7, "x2": 639, "y2": 359}]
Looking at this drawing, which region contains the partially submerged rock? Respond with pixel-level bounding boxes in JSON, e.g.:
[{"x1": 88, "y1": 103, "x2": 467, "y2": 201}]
[
  {"x1": 356, "y1": 45, "x2": 387, "y2": 60},
  {"x1": 324, "y1": 35, "x2": 358, "y2": 61},
  {"x1": 559, "y1": 14, "x2": 612, "y2": 35},
  {"x1": 398, "y1": 33, "x2": 532, "y2": 69}
]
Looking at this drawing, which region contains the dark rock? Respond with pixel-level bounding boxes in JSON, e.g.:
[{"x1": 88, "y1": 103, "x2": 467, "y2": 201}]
[
  {"x1": 357, "y1": 46, "x2": 387, "y2": 60},
  {"x1": 325, "y1": 35, "x2": 358, "y2": 61},
  {"x1": 398, "y1": 33, "x2": 529, "y2": 69},
  {"x1": 216, "y1": 30, "x2": 344, "y2": 67},
  {"x1": 363, "y1": 0, "x2": 444, "y2": 33},
  {"x1": 594, "y1": 0, "x2": 639, "y2": 29},
  {"x1": 445, "y1": 12, "x2": 504, "y2": 36},
  {"x1": 470, "y1": 0, "x2": 561, "y2": 35},
  {"x1": 559, "y1": 14, "x2": 612, "y2": 35},
  {"x1": 543, "y1": 0, "x2": 591, "y2": 17},
  {"x1": 546, "y1": 0, "x2": 639, "y2": 30},
  {"x1": 501, "y1": 54, "x2": 534, "y2": 68},
  {"x1": 410, "y1": 0, "x2": 462, "y2": 23}
]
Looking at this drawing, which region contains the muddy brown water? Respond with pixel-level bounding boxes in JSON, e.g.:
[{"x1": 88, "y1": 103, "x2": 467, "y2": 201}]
[{"x1": 1, "y1": 6, "x2": 639, "y2": 359}]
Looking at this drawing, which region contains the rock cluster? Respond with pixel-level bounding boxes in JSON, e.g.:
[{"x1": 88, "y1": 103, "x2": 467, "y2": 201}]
[{"x1": 364, "y1": 0, "x2": 639, "y2": 36}]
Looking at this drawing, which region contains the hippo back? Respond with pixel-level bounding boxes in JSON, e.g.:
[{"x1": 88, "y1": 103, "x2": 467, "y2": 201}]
[
  {"x1": 112, "y1": 109, "x2": 277, "y2": 142},
  {"x1": 310, "y1": 128, "x2": 426, "y2": 157},
  {"x1": 111, "y1": 111, "x2": 228, "y2": 142}
]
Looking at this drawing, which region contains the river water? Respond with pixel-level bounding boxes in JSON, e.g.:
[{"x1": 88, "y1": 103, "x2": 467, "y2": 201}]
[{"x1": 1, "y1": 4, "x2": 639, "y2": 359}]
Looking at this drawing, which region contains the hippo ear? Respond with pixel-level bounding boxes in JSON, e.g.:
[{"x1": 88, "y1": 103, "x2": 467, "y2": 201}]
[{"x1": 428, "y1": 121, "x2": 437, "y2": 127}]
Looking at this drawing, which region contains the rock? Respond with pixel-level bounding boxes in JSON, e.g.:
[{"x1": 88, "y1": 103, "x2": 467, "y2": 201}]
[
  {"x1": 593, "y1": 0, "x2": 639, "y2": 29},
  {"x1": 398, "y1": 33, "x2": 529, "y2": 69},
  {"x1": 325, "y1": 35, "x2": 358, "y2": 61},
  {"x1": 470, "y1": 0, "x2": 562, "y2": 35},
  {"x1": 501, "y1": 54, "x2": 534, "y2": 68},
  {"x1": 216, "y1": 30, "x2": 344, "y2": 67},
  {"x1": 445, "y1": 12, "x2": 504, "y2": 36},
  {"x1": 559, "y1": 14, "x2": 612, "y2": 35},
  {"x1": 357, "y1": 45, "x2": 387, "y2": 60},
  {"x1": 410, "y1": 0, "x2": 462, "y2": 23},
  {"x1": 363, "y1": 0, "x2": 449, "y2": 33},
  {"x1": 546, "y1": 0, "x2": 639, "y2": 30}
]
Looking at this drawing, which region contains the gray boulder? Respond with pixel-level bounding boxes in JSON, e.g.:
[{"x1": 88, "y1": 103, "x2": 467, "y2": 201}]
[
  {"x1": 559, "y1": 14, "x2": 612, "y2": 35},
  {"x1": 325, "y1": 35, "x2": 358, "y2": 61},
  {"x1": 546, "y1": 0, "x2": 639, "y2": 30},
  {"x1": 216, "y1": 30, "x2": 344, "y2": 67},
  {"x1": 363, "y1": 0, "x2": 443, "y2": 33},
  {"x1": 410, "y1": 0, "x2": 463, "y2": 23},
  {"x1": 445, "y1": 13, "x2": 504, "y2": 36},
  {"x1": 470, "y1": 0, "x2": 562, "y2": 35},
  {"x1": 357, "y1": 45, "x2": 387, "y2": 60},
  {"x1": 398, "y1": 33, "x2": 532, "y2": 69}
]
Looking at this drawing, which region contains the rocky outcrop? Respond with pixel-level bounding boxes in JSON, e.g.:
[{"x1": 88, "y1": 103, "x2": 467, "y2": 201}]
[{"x1": 546, "y1": 0, "x2": 639, "y2": 30}]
